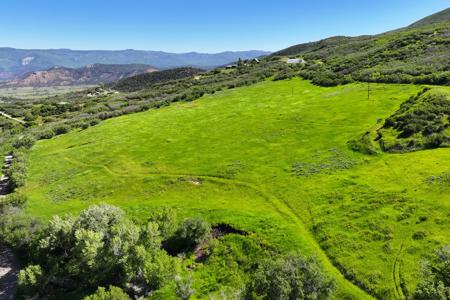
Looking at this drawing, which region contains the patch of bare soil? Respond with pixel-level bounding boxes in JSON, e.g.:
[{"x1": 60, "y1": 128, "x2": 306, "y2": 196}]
[{"x1": 0, "y1": 243, "x2": 19, "y2": 300}]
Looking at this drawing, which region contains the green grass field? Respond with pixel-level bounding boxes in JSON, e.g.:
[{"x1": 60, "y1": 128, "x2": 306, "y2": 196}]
[{"x1": 21, "y1": 79, "x2": 450, "y2": 299}]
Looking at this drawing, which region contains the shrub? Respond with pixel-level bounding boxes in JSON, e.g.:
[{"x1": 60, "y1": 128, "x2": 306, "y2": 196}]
[
  {"x1": 0, "y1": 193, "x2": 27, "y2": 209},
  {"x1": 13, "y1": 135, "x2": 35, "y2": 149},
  {"x1": 6, "y1": 151, "x2": 28, "y2": 189},
  {"x1": 244, "y1": 254, "x2": 335, "y2": 300},
  {"x1": 74, "y1": 204, "x2": 124, "y2": 233},
  {"x1": 0, "y1": 206, "x2": 38, "y2": 251},
  {"x1": 175, "y1": 274, "x2": 194, "y2": 300},
  {"x1": 53, "y1": 124, "x2": 70, "y2": 135},
  {"x1": 147, "y1": 207, "x2": 177, "y2": 240},
  {"x1": 273, "y1": 69, "x2": 293, "y2": 81},
  {"x1": 412, "y1": 231, "x2": 427, "y2": 240},
  {"x1": 8, "y1": 204, "x2": 189, "y2": 297},
  {"x1": 84, "y1": 286, "x2": 130, "y2": 300},
  {"x1": 36, "y1": 128, "x2": 55, "y2": 140},
  {"x1": 168, "y1": 218, "x2": 211, "y2": 252},
  {"x1": 18, "y1": 264, "x2": 44, "y2": 296},
  {"x1": 413, "y1": 246, "x2": 450, "y2": 300}
]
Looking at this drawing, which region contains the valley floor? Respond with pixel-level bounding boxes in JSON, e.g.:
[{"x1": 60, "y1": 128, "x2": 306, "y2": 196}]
[{"x1": 21, "y1": 79, "x2": 450, "y2": 299}]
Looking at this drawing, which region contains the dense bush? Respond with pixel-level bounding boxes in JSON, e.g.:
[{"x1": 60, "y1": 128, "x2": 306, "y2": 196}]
[
  {"x1": 166, "y1": 218, "x2": 212, "y2": 253},
  {"x1": 413, "y1": 246, "x2": 450, "y2": 300},
  {"x1": 12, "y1": 135, "x2": 35, "y2": 149},
  {"x1": 17, "y1": 265, "x2": 44, "y2": 296},
  {"x1": 377, "y1": 88, "x2": 450, "y2": 152},
  {"x1": 5, "y1": 150, "x2": 28, "y2": 189},
  {"x1": 5, "y1": 204, "x2": 179, "y2": 297},
  {"x1": 53, "y1": 124, "x2": 70, "y2": 135},
  {"x1": 35, "y1": 128, "x2": 55, "y2": 140},
  {"x1": 0, "y1": 202, "x2": 226, "y2": 298},
  {"x1": 0, "y1": 193, "x2": 28, "y2": 210},
  {"x1": 84, "y1": 286, "x2": 130, "y2": 300},
  {"x1": 273, "y1": 69, "x2": 294, "y2": 81},
  {"x1": 244, "y1": 254, "x2": 335, "y2": 300}
]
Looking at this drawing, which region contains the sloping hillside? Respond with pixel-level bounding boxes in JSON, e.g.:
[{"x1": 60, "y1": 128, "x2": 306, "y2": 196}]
[
  {"x1": 409, "y1": 7, "x2": 450, "y2": 27},
  {"x1": 109, "y1": 67, "x2": 203, "y2": 92},
  {"x1": 0, "y1": 64, "x2": 157, "y2": 87},
  {"x1": 273, "y1": 7, "x2": 450, "y2": 86},
  {"x1": 20, "y1": 78, "x2": 450, "y2": 299},
  {"x1": 379, "y1": 88, "x2": 450, "y2": 151}
]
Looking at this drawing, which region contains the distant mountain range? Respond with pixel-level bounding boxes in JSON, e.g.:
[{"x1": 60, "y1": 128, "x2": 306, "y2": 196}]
[
  {"x1": 0, "y1": 48, "x2": 270, "y2": 81},
  {"x1": 0, "y1": 64, "x2": 158, "y2": 88}
]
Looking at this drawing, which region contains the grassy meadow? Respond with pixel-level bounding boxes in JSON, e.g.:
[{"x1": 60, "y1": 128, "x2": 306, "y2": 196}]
[{"x1": 21, "y1": 79, "x2": 450, "y2": 299}]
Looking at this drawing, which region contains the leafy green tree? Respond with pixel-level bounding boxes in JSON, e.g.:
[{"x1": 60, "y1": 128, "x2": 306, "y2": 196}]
[
  {"x1": 84, "y1": 286, "x2": 130, "y2": 300},
  {"x1": 176, "y1": 218, "x2": 211, "y2": 248},
  {"x1": 141, "y1": 221, "x2": 162, "y2": 250},
  {"x1": 18, "y1": 264, "x2": 44, "y2": 296},
  {"x1": 147, "y1": 207, "x2": 177, "y2": 239},
  {"x1": 127, "y1": 245, "x2": 176, "y2": 291},
  {"x1": 75, "y1": 204, "x2": 124, "y2": 233},
  {"x1": 72, "y1": 229, "x2": 104, "y2": 270},
  {"x1": 245, "y1": 254, "x2": 335, "y2": 300},
  {"x1": 413, "y1": 246, "x2": 450, "y2": 300}
]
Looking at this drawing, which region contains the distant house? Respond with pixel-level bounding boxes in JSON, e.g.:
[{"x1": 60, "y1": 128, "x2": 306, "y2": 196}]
[
  {"x1": 252, "y1": 58, "x2": 260, "y2": 63},
  {"x1": 287, "y1": 58, "x2": 306, "y2": 64},
  {"x1": 226, "y1": 64, "x2": 237, "y2": 69}
]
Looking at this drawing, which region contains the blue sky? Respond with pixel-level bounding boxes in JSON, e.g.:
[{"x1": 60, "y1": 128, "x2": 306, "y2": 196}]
[{"x1": 0, "y1": 0, "x2": 448, "y2": 53}]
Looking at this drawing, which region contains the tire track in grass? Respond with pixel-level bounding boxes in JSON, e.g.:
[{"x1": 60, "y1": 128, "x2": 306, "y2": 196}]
[
  {"x1": 392, "y1": 243, "x2": 404, "y2": 299},
  {"x1": 57, "y1": 152, "x2": 374, "y2": 299},
  {"x1": 381, "y1": 156, "x2": 421, "y2": 299}
]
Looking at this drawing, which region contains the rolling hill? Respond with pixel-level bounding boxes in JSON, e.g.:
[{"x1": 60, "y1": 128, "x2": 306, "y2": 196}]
[
  {"x1": 109, "y1": 67, "x2": 203, "y2": 92},
  {"x1": 19, "y1": 79, "x2": 450, "y2": 299},
  {"x1": 273, "y1": 7, "x2": 450, "y2": 86},
  {"x1": 0, "y1": 48, "x2": 270, "y2": 81},
  {"x1": 0, "y1": 64, "x2": 158, "y2": 87},
  {"x1": 409, "y1": 7, "x2": 450, "y2": 27}
]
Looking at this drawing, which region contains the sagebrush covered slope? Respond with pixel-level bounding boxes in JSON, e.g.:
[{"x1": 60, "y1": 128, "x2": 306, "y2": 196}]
[
  {"x1": 109, "y1": 67, "x2": 203, "y2": 92},
  {"x1": 409, "y1": 7, "x2": 450, "y2": 27},
  {"x1": 273, "y1": 7, "x2": 450, "y2": 86},
  {"x1": 378, "y1": 88, "x2": 450, "y2": 152}
]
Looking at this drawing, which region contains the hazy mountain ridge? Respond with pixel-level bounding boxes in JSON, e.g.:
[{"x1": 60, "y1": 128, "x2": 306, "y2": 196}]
[{"x1": 0, "y1": 48, "x2": 270, "y2": 81}]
